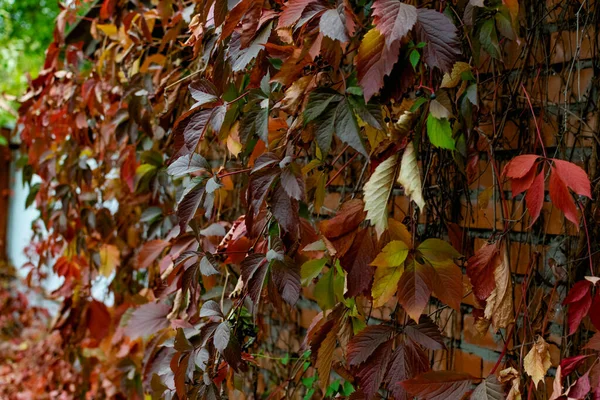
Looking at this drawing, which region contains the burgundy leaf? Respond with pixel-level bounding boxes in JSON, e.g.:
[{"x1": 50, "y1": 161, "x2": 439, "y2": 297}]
[
  {"x1": 401, "y1": 371, "x2": 475, "y2": 400},
  {"x1": 137, "y1": 239, "x2": 169, "y2": 270},
  {"x1": 404, "y1": 315, "x2": 446, "y2": 350},
  {"x1": 271, "y1": 182, "x2": 300, "y2": 238},
  {"x1": 355, "y1": 339, "x2": 394, "y2": 400},
  {"x1": 347, "y1": 325, "x2": 394, "y2": 366},
  {"x1": 177, "y1": 181, "x2": 205, "y2": 232},
  {"x1": 385, "y1": 340, "x2": 429, "y2": 400},
  {"x1": 341, "y1": 228, "x2": 376, "y2": 297},
  {"x1": 241, "y1": 253, "x2": 269, "y2": 303},
  {"x1": 270, "y1": 257, "x2": 301, "y2": 305},
  {"x1": 372, "y1": 0, "x2": 417, "y2": 45},
  {"x1": 414, "y1": 8, "x2": 461, "y2": 72},
  {"x1": 125, "y1": 302, "x2": 171, "y2": 339}
]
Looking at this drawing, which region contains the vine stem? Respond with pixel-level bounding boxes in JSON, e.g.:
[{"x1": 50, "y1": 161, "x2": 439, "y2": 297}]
[
  {"x1": 520, "y1": 83, "x2": 547, "y2": 158},
  {"x1": 217, "y1": 168, "x2": 251, "y2": 178},
  {"x1": 489, "y1": 256, "x2": 536, "y2": 375},
  {"x1": 578, "y1": 199, "x2": 594, "y2": 275},
  {"x1": 326, "y1": 152, "x2": 359, "y2": 187},
  {"x1": 228, "y1": 90, "x2": 250, "y2": 104}
]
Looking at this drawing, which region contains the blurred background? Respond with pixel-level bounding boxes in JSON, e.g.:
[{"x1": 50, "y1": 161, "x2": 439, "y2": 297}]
[{"x1": 1, "y1": 1, "x2": 59, "y2": 298}]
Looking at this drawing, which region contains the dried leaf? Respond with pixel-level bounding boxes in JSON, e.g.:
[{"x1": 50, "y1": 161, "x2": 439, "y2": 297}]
[
  {"x1": 397, "y1": 142, "x2": 425, "y2": 210},
  {"x1": 364, "y1": 154, "x2": 398, "y2": 237},
  {"x1": 524, "y1": 336, "x2": 551, "y2": 388}
]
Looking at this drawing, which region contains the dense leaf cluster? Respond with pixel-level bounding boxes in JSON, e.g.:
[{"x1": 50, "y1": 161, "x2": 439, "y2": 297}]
[{"x1": 9, "y1": 0, "x2": 599, "y2": 399}]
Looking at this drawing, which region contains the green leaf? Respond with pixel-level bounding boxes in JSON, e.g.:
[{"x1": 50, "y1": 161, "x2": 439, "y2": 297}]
[
  {"x1": 426, "y1": 114, "x2": 455, "y2": 149},
  {"x1": 0, "y1": 135, "x2": 7, "y2": 146},
  {"x1": 304, "y1": 90, "x2": 342, "y2": 124},
  {"x1": 409, "y1": 49, "x2": 420, "y2": 69},
  {"x1": 300, "y1": 258, "x2": 328, "y2": 285},
  {"x1": 314, "y1": 265, "x2": 344, "y2": 311},
  {"x1": 479, "y1": 19, "x2": 501, "y2": 59},
  {"x1": 334, "y1": 99, "x2": 368, "y2": 157}
]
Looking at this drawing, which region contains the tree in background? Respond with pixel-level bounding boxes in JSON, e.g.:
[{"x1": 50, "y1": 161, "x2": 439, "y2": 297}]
[
  {"x1": 5, "y1": 0, "x2": 600, "y2": 399},
  {"x1": 0, "y1": 0, "x2": 59, "y2": 127}
]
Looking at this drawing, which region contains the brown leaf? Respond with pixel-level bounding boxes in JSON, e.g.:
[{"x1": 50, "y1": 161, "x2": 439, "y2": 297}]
[
  {"x1": 484, "y1": 245, "x2": 514, "y2": 330},
  {"x1": 524, "y1": 336, "x2": 551, "y2": 388}
]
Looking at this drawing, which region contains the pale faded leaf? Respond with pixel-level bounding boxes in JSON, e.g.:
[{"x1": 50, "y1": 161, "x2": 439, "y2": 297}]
[
  {"x1": 397, "y1": 142, "x2": 425, "y2": 210},
  {"x1": 441, "y1": 61, "x2": 471, "y2": 88},
  {"x1": 363, "y1": 154, "x2": 399, "y2": 237}
]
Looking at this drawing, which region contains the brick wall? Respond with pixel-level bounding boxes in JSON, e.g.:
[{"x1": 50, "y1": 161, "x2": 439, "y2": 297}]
[{"x1": 257, "y1": 0, "x2": 599, "y2": 389}]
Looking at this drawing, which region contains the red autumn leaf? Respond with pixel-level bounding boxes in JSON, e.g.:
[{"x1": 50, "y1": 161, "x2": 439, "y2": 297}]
[
  {"x1": 503, "y1": 154, "x2": 540, "y2": 179},
  {"x1": 347, "y1": 325, "x2": 394, "y2": 366},
  {"x1": 563, "y1": 280, "x2": 592, "y2": 335},
  {"x1": 278, "y1": 0, "x2": 317, "y2": 27},
  {"x1": 270, "y1": 257, "x2": 301, "y2": 305},
  {"x1": 552, "y1": 159, "x2": 591, "y2": 198},
  {"x1": 120, "y1": 145, "x2": 137, "y2": 193},
  {"x1": 560, "y1": 354, "x2": 592, "y2": 376},
  {"x1": 549, "y1": 166, "x2": 580, "y2": 226},
  {"x1": 137, "y1": 239, "x2": 169, "y2": 270},
  {"x1": 401, "y1": 371, "x2": 475, "y2": 400},
  {"x1": 466, "y1": 241, "x2": 500, "y2": 301},
  {"x1": 320, "y1": 199, "x2": 367, "y2": 239},
  {"x1": 87, "y1": 300, "x2": 111, "y2": 342},
  {"x1": 511, "y1": 163, "x2": 538, "y2": 197},
  {"x1": 525, "y1": 171, "x2": 545, "y2": 224}
]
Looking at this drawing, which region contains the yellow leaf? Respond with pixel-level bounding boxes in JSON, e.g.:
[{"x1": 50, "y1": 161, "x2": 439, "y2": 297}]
[
  {"x1": 226, "y1": 122, "x2": 243, "y2": 157},
  {"x1": 441, "y1": 61, "x2": 471, "y2": 88},
  {"x1": 314, "y1": 172, "x2": 326, "y2": 214},
  {"x1": 397, "y1": 142, "x2": 425, "y2": 210},
  {"x1": 524, "y1": 336, "x2": 551, "y2": 388},
  {"x1": 363, "y1": 154, "x2": 399, "y2": 237},
  {"x1": 97, "y1": 23, "x2": 118, "y2": 37},
  {"x1": 371, "y1": 241, "x2": 409, "y2": 308},
  {"x1": 371, "y1": 240, "x2": 409, "y2": 267},
  {"x1": 365, "y1": 124, "x2": 386, "y2": 150},
  {"x1": 372, "y1": 263, "x2": 403, "y2": 307},
  {"x1": 388, "y1": 218, "x2": 412, "y2": 245},
  {"x1": 498, "y1": 367, "x2": 522, "y2": 400},
  {"x1": 99, "y1": 244, "x2": 120, "y2": 277}
]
